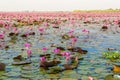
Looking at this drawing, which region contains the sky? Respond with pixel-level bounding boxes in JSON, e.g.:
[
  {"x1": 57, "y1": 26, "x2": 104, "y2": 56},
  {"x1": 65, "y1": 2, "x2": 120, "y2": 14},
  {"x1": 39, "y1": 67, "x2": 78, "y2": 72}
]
[{"x1": 0, "y1": 0, "x2": 120, "y2": 11}]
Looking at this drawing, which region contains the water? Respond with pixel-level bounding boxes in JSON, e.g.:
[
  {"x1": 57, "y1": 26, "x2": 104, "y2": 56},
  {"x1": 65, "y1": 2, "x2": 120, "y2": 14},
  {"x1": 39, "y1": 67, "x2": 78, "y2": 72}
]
[{"x1": 0, "y1": 24, "x2": 120, "y2": 80}]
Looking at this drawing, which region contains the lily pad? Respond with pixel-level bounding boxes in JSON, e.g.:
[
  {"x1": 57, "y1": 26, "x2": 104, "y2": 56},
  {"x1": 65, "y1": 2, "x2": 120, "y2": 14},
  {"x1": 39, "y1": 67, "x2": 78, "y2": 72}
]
[
  {"x1": 62, "y1": 70, "x2": 77, "y2": 75},
  {"x1": 105, "y1": 74, "x2": 120, "y2": 80},
  {"x1": 59, "y1": 78, "x2": 78, "y2": 80},
  {"x1": 12, "y1": 61, "x2": 31, "y2": 65}
]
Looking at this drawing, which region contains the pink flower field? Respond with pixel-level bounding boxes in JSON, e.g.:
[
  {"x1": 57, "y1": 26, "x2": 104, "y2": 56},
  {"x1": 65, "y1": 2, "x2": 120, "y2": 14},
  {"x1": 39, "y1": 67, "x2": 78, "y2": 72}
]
[{"x1": 0, "y1": 11, "x2": 120, "y2": 80}]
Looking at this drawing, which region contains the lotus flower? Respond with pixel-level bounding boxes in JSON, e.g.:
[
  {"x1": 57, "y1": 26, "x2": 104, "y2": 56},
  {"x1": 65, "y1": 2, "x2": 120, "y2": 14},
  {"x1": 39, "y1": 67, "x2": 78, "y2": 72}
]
[
  {"x1": 42, "y1": 47, "x2": 47, "y2": 53},
  {"x1": 82, "y1": 29, "x2": 90, "y2": 33},
  {"x1": 61, "y1": 52, "x2": 66, "y2": 56},
  {"x1": 71, "y1": 38, "x2": 78, "y2": 47},
  {"x1": 27, "y1": 49, "x2": 32, "y2": 58},
  {"x1": 13, "y1": 27, "x2": 18, "y2": 33},
  {"x1": 88, "y1": 76, "x2": 94, "y2": 80},
  {"x1": 68, "y1": 29, "x2": 74, "y2": 34},
  {"x1": 40, "y1": 57, "x2": 46, "y2": 62},
  {"x1": 71, "y1": 20, "x2": 75, "y2": 25},
  {"x1": 25, "y1": 32, "x2": 29, "y2": 37},
  {"x1": 0, "y1": 33, "x2": 4, "y2": 39},
  {"x1": 39, "y1": 27, "x2": 44, "y2": 32},
  {"x1": 65, "y1": 52, "x2": 71, "y2": 57},
  {"x1": 114, "y1": 20, "x2": 119, "y2": 24},
  {"x1": 66, "y1": 56, "x2": 71, "y2": 61},
  {"x1": 44, "y1": 22, "x2": 49, "y2": 27},
  {"x1": 68, "y1": 32, "x2": 74, "y2": 38},
  {"x1": 75, "y1": 56, "x2": 78, "y2": 62},
  {"x1": 24, "y1": 43, "x2": 31, "y2": 49},
  {"x1": 71, "y1": 38, "x2": 77, "y2": 42},
  {"x1": 28, "y1": 27, "x2": 33, "y2": 31},
  {"x1": 103, "y1": 23, "x2": 108, "y2": 27},
  {"x1": 25, "y1": 32, "x2": 29, "y2": 36},
  {"x1": 65, "y1": 56, "x2": 71, "y2": 64},
  {"x1": 53, "y1": 48, "x2": 60, "y2": 54},
  {"x1": 5, "y1": 25, "x2": 10, "y2": 29}
]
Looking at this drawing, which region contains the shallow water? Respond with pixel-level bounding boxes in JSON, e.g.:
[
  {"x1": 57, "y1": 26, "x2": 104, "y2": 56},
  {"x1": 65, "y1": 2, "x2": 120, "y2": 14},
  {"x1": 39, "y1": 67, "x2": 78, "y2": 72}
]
[{"x1": 0, "y1": 23, "x2": 120, "y2": 80}]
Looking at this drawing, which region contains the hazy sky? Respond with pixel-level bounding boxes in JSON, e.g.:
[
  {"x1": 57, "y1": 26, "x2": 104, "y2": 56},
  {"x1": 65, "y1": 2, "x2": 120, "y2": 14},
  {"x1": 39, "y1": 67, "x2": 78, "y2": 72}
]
[{"x1": 0, "y1": 0, "x2": 120, "y2": 11}]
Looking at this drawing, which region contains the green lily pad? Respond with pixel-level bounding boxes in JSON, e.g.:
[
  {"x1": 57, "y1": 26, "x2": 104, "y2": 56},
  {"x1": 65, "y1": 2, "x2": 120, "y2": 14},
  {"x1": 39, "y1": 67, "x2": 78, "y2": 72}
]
[
  {"x1": 94, "y1": 68, "x2": 105, "y2": 73},
  {"x1": 12, "y1": 61, "x2": 32, "y2": 65},
  {"x1": 59, "y1": 78, "x2": 78, "y2": 80},
  {"x1": 45, "y1": 74, "x2": 61, "y2": 79},
  {"x1": 105, "y1": 74, "x2": 120, "y2": 80},
  {"x1": 62, "y1": 70, "x2": 77, "y2": 75}
]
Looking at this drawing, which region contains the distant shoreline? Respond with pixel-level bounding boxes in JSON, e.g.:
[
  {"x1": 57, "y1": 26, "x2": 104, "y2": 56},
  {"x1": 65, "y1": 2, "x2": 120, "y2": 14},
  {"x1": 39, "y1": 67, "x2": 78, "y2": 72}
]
[
  {"x1": 0, "y1": 9, "x2": 120, "y2": 12},
  {"x1": 73, "y1": 9, "x2": 120, "y2": 12}
]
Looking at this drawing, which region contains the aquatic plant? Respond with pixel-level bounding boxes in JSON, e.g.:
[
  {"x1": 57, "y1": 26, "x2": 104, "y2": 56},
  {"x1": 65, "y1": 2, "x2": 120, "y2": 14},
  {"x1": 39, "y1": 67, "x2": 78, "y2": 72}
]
[
  {"x1": 61, "y1": 34, "x2": 70, "y2": 40},
  {"x1": 13, "y1": 27, "x2": 18, "y2": 33},
  {"x1": 71, "y1": 38, "x2": 77, "y2": 47},
  {"x1": 42, "y1": 47, "x2": 47, "y2": 54},
  {"x1": 82, "y1": 29, "x2": 90, "y2": 33},
  {"x1": 0, "y1": 63, "x2": 6, "y2": 71},
  {"x1": 113, "y1": 65, "x2": 120, "y2": 72},
  {"x1": 24, "y1": 42, "x2": 31, "y2": 49},
  {"x1": 88, "y1": 76, "x2": 94, "y2": 80},
  {"x1": 0, "y1": 32, "x2": 4, "y2": 39},
  {"x1": 102, "y1": 51, "x2": 120, "y2": 61},
  {"x1": 38, "y1": 27, "x2": 44, "y2": 33},
  {"x1": 40, "y1": 57, "x2": 46, "y2": 62},
  {"x1": 26, "y1": 49, "x2": 32, "y2": 59},
  {"x1": 53, "y1": 48, "x2": 60, "y2": 54}
]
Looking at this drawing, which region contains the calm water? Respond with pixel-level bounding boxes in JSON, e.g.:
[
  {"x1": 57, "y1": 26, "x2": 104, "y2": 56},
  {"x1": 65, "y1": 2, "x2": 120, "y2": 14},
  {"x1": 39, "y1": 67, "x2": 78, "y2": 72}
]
[{"x1": 0, "y1": 23, "x2": 120, "y2": 80}]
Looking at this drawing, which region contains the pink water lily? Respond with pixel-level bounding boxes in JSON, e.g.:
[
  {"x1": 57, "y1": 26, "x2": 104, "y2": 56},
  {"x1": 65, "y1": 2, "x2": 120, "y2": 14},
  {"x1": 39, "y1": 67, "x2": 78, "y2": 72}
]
[
  {"x1": 113, "y1": 19, "x2": 119, "y2": 25},
  {"x1": 0, "y1": 20, "x2": 4, "y2": 26},
  {"x1": 65, "y1": 56, "x2": 71, "y2": 64},
  {"x1": 71, "y1": 38, "x2": 78, "y2": 47},
  {"x1": 25, "y1": 32, "x2": 29, "y2": 36},
  {"x1": 65, "y1": 52, "x2": 71, "y2": 57},
  {"x1": 103, "y1": 23, "x2": 108, "y2": 27},
  {"x1": 71, "y1": 38, "x2": 77, "y2": 42},
  {"x1": 82, "y1": 29, "x2": 90, "y2": 33},
  {"x1": 42, "y1": 47, "x2": 47, "y2": 52},
  {"x1": 75, "y1": 56, "x2": 78, "y2": 62},
  {"x1": 69, "y1": 29, "x2": 74, "y2": 34},
  {"x1": 25, "y1": 32, "x2": 29, "y2": 37},
  {"x1": 53, "y1": 48, "x2": 60, "y2": 54},
  {"x1": 5, "y1": 25, "x2": 10, "y2": 29},
  {"x1": 28, "y1": 27, "x2": 33, "y2": 31},
  {"x1": 66, "y1": 56, "x2": 71, "y2": 61},
  {"x1": 61, "y1": 52, "x2": 66, "y2": 56},
  {"x1": 27, "y1": 49, "x2": 32, "y2": 58},
  {"x1": 24, "y1": 43, "x2": 31, "y2": 49},
  {"x1": 88, "y1": 76, "x2": 94, "y2": 80},
  {"x1": 61, "y1": 52, "x2": 71, "y2": 57},
  {"x1": 44, "y1": 22, "x2": 49, "y2": 27},
  {"x1": 13, "y1": 27, "x2": 18, "y2": 33},
  {"x1": 0, "y1": 33, "x2": 4, "y2": 39},
  {"x1": 39, "y1": 27, "x2": 44, "y2": 32},
  {"x1": 71, "y1": 20, "x2": 75, "y2": 25},
  {"x1": 69, "y1": 34, "x2": 74, "y2": 37},
  {"x1": 40, "y1": 57, "x2": 46, "y2": 62}
]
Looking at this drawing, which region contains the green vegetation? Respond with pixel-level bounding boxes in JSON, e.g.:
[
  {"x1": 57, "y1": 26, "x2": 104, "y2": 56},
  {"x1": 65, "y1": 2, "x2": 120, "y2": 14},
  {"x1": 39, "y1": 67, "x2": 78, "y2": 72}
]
[
  {"x1": 73, "y1": 9, "x2": 120, "y2": 12},
  {"x1": 102, "y1": 51, "x2": 120, "y2": 62}
]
